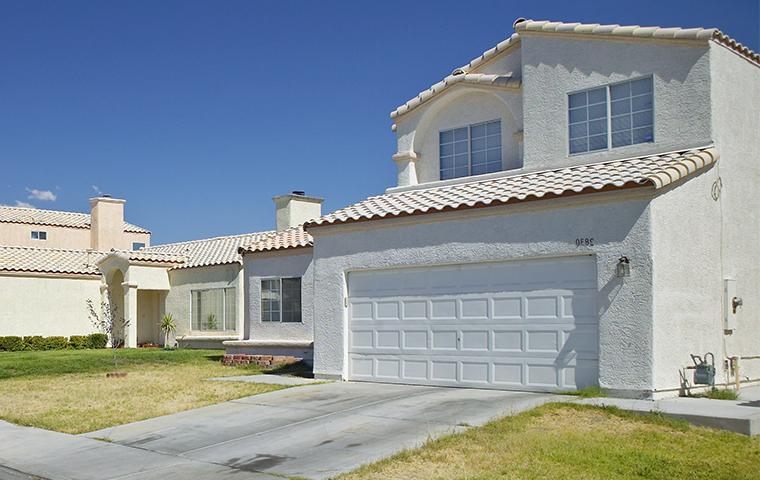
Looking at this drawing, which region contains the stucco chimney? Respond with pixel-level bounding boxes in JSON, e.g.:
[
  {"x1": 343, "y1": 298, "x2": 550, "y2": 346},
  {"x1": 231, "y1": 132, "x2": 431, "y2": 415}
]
[
  {"x1": 90, "y1": 196, "x2": 126, "y2": 251},
  {"x1": 273, "y1": 191, "x2": 323, "y2": 232}
]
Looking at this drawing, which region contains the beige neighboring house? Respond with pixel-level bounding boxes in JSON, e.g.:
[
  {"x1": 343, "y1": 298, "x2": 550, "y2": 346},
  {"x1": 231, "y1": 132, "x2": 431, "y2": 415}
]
[{"x1": 0, "y1": 192, "x2": 322, "y2": 350}]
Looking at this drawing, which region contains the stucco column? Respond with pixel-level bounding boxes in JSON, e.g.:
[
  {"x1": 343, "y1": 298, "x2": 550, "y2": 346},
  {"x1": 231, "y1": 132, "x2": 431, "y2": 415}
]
[
  {"x1": 392, "y1": 151, "x2": 419, "y2": 187},
  {"x1": 122, "y1": 282, "x2": 138, "y2": 348}
]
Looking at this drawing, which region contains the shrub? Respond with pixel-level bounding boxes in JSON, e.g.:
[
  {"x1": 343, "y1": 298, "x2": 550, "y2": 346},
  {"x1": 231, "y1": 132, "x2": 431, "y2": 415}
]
[
  {"x1": 42, "y1": 336, "x2": 69, "y2": 350},
  {"x1": 23, "y1": 336, "x2": 45, "y2": 351},
  {"x1": 0, "y1": 336, "x2": 25, "y2": 351},
  {"x1": 68, "y1": 335, "x2": 89, "y2": 350},
  {"x1": 87, "y1": 333, "x2": 108, "y2": 349}
]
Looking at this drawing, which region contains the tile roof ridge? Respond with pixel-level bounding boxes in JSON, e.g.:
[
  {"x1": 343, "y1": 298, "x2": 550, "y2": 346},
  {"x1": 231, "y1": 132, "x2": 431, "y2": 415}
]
[
  {"x1": 0, "y1": 244, "x2": 107, "y2": 254},
  {"x1": 0, "y1": 205, "x2": 89, "y2": 216},
  {"x1": 147, "y1": 230, "x2": 277, "y2": 249}
]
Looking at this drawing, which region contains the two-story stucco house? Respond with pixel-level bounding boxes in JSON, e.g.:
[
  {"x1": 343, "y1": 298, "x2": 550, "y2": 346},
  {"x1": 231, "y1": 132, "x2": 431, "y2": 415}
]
[{"x1": 230, "y1": 18, "x2": 760, "y2": 399}]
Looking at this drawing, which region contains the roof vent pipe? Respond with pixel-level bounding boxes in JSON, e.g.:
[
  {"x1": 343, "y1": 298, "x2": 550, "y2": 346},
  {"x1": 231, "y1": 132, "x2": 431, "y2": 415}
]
[{"x1": 292, "y1": 190, "x2": 305, "y2": 196}]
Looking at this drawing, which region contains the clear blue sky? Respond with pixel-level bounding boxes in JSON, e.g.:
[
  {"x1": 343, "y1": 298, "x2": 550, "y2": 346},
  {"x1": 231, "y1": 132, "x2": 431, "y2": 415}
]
[{"x1": 2, "y1": 1, "x2": 758, "y2": 244}]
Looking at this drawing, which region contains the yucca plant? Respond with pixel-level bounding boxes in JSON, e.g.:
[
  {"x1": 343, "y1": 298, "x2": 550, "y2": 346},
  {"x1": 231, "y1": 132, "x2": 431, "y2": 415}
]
[{"x1": 159, "y1": 313, "x2": 177, "y2": 349}]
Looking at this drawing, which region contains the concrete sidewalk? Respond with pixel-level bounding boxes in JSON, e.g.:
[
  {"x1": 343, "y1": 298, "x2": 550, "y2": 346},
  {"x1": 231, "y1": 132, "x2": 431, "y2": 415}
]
[{"x1": 579, "y1": 392, "x2": 760, "y2": 435}]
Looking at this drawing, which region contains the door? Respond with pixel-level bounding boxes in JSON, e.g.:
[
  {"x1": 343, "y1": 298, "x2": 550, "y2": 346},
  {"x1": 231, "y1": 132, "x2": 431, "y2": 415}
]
[{"x1": 347, "y1": 256, "x2": 599, "y2": 391}]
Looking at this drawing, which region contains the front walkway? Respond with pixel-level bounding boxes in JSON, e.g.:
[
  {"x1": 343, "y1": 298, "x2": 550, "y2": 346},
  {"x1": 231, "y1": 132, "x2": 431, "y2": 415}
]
[{"x1": 0, "y1": 382, "x2": 557, "y2": 480}]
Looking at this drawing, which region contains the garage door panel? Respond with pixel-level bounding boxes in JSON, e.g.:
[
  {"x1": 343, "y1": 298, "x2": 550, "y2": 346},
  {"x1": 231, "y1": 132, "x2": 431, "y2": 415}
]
[{"x1": 347, "y1": 257, "x2": 599, "y2": 392}]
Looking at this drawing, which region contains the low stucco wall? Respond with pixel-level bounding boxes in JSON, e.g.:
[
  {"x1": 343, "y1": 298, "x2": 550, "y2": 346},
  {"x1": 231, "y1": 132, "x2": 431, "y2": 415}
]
[
  {"x1": 243, "y1": 249, "x2": 314, "y2": 343},
  {"x1": 164, "y1": 264, "x2": 243, "y2": 343},
  {"x1": 0, "y1": 273, "x2": 102, "y2": 337},
  {"x1": 311, "y1": 191, "x2": 655, "y2": 397}
]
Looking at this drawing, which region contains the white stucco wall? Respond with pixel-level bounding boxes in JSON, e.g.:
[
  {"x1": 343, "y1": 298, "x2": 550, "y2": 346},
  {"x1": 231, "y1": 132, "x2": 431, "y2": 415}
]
[
  {"x1": 710, "y1": 43, "x2": 760, "y2": 382},
  {"x1": 0, "y1": 223, "x2": 149, "y2": 250},
  {"x1": 164, "y1": 264, "x2": 243, "y2": 341},
  {"x1": 310, "y1": 191, "x2": 656, "y2": 397},
  {"x1": 650, "y1": 167, "x2": 723, "y2": 393},
  {"x1": 243, "y1": 249, "x2": 314, "y2": 343},
  {"x1": 0, "y1": 273, "x2": 102, "y2": 337},
  {"x1": 521, "y1": 34, "x2": 712, "y2": 170}
]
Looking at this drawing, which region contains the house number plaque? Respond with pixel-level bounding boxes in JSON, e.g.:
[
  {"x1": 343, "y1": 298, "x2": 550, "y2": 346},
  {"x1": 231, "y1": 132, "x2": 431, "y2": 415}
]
[{"x1": 575, "y1": 237, "x2": 595, "y2": 247}]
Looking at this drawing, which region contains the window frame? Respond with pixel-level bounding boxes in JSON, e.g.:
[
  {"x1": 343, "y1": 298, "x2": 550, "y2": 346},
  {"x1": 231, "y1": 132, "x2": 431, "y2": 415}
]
[
  {"x1": 567, "y1": 75, "x2": 655, "y2": 156},
  {"x1": 438, "y1": 119, "x2": 503, "y2": 180},
  {"x1": 132, "y1": 242, "x2": 146, "y2": 250},
  {"x1": 189, "y1": 287, "x2": 236, "y2": 332},
  {"x1": 31, "y1": 230, "x2": 47, "y2": 240},
  {"x1": 260, "y1": 276, "x2": 302, "y2": 323}
]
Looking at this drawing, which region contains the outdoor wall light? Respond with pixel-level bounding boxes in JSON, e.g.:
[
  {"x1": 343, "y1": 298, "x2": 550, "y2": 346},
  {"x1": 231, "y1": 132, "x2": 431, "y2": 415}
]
[{"x1": 616, "y1": 256, "x2": 631, "y2": 278}]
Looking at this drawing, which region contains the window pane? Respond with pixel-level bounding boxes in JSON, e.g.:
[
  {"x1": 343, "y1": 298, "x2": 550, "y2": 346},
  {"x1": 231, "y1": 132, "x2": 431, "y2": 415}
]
[
  {"x1": 588, "y1": 134, "x2": 608, "y2": 151},
  {"x1": 610, "y1": 82, "x2": 630, "y2": 100},
  {"x1": 486, "y1": 148, "x2": 501, "y2": 162},
  {"x1": 439, "y1": 143, "x2": 453, "y2": 157},
  {"x1": 471, "y1": 150, "x2": 487, "y2": 166},
  {"x1": 570, "y1": 138, "x2": 587, "y2": 154},
  {"x1": 588, "y1": 118, "x2": 607, "y2": 136},
  {"x1": 470, "y1": 137, "x2": 486, "y2": 151},
  {"x1": 588, "y1": 103, "x2": 606, "y2": 120},
  {"x1": 587, "y1": 87, "x2": 606, "y2": 105},
  {"x1": 440, "y1": 169, "x2": 454, "y2": 180},
  {"x1": 612, "y1": 131, "x2": 632, "y2": 147},
  {"x1": 611, "y1": 99, "x2": 630, "y2": 116},
  {"x1": 281, "y1": 278, "x2": 302, "y2": 323},
  {"x1": 568, "y1": 92, "x2": 586, "y2": 108},
  {"x1": 631, "y1": 94, "x2": 652, "y2": 112},
  {"x1": 261, "y1": 279, "x2": 281, "y2": 322},
  {"x1": 454, "y1": 140, "x2": 468, "y2": 154},
  {"x1": 224, "y1": 288, "x2": 236, "y2": 330},
  {"x1": 440, "y1": 156, "x2": 453, "y2": 170},
  {"x1": 193, "y1": 289, "x2": 224, "y2": 331},
  {"x1": 439, "y1": 130, "x2": 453, "y2": 144},
  {"x1": 569, "y1": 107, "x2": 587, "y2": 123},
  {"x1": 631, "y1": 77, "x2": 653, "y2": 96},
  {"x1": 611, "y1": 115, "x2": 631, "y2": 132},
  {"x1": 453, "y1": 127, "x2": 468, "y2": 141},
  {"x1": 454, "y1": 154, "x2": 468, "y2": 168},
  {"x1": 486, "y1": 120, "x2": 500, "y2": 135},
  {"x1": 569, "y1": 123, "x2": 587, "y2": 139},
  {"x1": 471, "y1": 163, "x2": 488, "y2": 175},
  {"x1": 486, "y1": 134, "x2": 501, "y2": 149},
  {"x1": 453, "y1": 166, "x2": 468, "y2": 178},
  {"x1": 470, "y1": 124, "x2": 486, "y2": 138},
  {"x1": 632, "y1": 110, "x2": 653, "y2": 128},
  {"x1": 632, "y1": 126, "x2": 654, "y2": 144},
  {"x1": 486, "y1": 161, "x2": 501, "y2": 173}
]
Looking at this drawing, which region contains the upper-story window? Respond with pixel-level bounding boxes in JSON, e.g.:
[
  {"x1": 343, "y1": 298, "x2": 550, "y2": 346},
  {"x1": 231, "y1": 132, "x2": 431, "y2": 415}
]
[
  {"x1": 440, "y1": 119, "x2": 501, "y2": 180},
  {"x1": 132, "y1": 242, "x2": 145, "y2": 250},
  {"x1": 569, "y1": 76, "x2": 653, "y2": 155},
  {"x1": 31, "y1": 231, "x2": 47, "y2": 240}
]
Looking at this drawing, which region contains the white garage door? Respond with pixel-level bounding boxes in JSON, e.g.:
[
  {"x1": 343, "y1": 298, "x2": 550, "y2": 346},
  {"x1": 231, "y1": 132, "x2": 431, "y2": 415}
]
[{"x1": 347, "y1": 256, "x2": 599, "y2": 392}]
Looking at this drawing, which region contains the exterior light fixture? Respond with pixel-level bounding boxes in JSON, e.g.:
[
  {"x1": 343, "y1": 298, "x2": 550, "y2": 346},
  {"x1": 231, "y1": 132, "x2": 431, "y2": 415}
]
[{"x1": 616, "y1": 256, "x2": 630, "y2": 278}]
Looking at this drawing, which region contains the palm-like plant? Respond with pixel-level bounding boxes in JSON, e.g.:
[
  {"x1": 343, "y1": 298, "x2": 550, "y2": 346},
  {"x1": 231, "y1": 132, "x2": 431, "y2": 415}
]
[{"x1": 159, "y1": 314, "x2": 177, "y2": 349}]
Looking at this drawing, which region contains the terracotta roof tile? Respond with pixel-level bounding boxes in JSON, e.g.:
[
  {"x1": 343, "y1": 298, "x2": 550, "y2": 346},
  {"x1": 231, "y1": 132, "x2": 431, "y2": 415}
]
[
  {"x1": 238, "y1": 225, "x2": 313, "y2": 254},
  {"x1": 0, "y1": 246, "x2": 104, "y2": 276},
  {"x1": 306, "y1": 146, "x2": 718, "y2": 227},
  {"x1": 146, "y1": 231, "x2": 276, "y2": 269},
  {"x1": 0, "y1": 205, "x2": 149, "y2": 234}
]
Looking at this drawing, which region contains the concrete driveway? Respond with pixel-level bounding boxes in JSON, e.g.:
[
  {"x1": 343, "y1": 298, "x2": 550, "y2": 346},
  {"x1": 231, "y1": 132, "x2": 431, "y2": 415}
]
[{"x1": 0, "y1": 381, "x2": 557, "y2": 480}]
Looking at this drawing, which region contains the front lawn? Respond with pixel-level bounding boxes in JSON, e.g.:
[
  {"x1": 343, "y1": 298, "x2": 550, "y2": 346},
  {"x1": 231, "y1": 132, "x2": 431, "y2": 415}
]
[
  {"x1": 340, "y1": 403, "x2": 760, "y2": 480},
  {"x1": 0, "y1": 349, "x2": 284, "y2": 434}
]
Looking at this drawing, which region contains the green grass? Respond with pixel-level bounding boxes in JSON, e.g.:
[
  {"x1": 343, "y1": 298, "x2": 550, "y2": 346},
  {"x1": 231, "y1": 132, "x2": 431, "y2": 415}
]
[
  {"x1": 560, "y1": 385, "x2": 607, "y2": 398},
  {"x1": 339, "y1": 403, "x2": 760, "y2": 480},
  {"x1": 0, "y1": 347, "x2": 228, "y2": 379},
  {"x1": 694, "y1": 388, "x2": 740, "y2": 400},
  {"x1": 0, "y1": 349, "x2": 288, "y2": 433}
]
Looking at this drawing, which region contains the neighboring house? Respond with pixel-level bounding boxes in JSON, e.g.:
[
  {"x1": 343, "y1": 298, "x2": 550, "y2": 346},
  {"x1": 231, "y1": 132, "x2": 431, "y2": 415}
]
[
  {"x1": 230, "y1": 18, "x2": 759, "y2": 399},
  {"x1": 0, "y1": 192, "x2": 322, "y2": 349},
  {"x1": 0, "y1": 198, "x2": 152, "y2": 337}
]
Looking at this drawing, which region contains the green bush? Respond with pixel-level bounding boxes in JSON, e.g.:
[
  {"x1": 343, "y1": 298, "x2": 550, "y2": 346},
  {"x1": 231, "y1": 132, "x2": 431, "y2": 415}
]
[
  {"x1": 42, "y1": 336, "x2": 69, "y2": 350},
  {"x1": 23, "y1": 336, "x2": 45, "y2": 351},
  {"x1": 87, "y1": 333, "x2": 108, "y2": 349},
  {"x1": 0, "y1": 336, "x2": 25, "y2": 351},
  {"x1": 68, "y1": 335, "x2": 89, "y2": 350}
]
